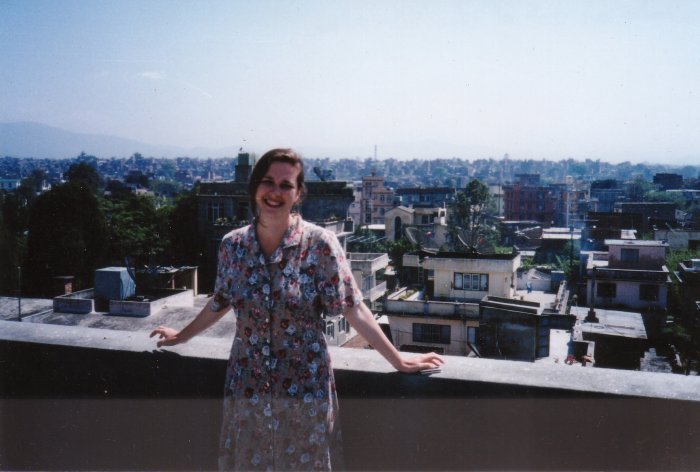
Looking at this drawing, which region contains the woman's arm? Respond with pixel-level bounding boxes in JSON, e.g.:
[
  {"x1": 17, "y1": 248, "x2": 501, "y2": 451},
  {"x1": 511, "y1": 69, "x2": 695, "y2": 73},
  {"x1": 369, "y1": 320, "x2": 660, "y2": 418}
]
[
  {"x1": 150, "y1": 298, "x2": 231, "y2": 348},
  {"x1": 343, "y1": 301, "x2": 444, "y2": 373}
]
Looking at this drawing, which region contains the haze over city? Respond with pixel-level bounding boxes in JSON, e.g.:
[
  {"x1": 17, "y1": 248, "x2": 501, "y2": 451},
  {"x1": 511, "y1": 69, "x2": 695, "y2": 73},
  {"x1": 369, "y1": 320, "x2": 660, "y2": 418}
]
[{"x1": 2, "y1": 0, "x2": 699, "y2": 163}]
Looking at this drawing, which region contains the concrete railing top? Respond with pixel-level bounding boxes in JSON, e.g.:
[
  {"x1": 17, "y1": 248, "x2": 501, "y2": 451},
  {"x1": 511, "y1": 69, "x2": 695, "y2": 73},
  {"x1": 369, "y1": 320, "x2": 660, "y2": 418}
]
[{"x1": 2, "y1": 320, "x2": 700, "y2": 402}]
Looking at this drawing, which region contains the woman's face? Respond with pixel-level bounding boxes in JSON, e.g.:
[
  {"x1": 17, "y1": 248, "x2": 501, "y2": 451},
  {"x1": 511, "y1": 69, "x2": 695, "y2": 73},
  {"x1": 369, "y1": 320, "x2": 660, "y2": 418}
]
[{"x1": 254, "y1": 161, "x2": 302, "y2": 221}]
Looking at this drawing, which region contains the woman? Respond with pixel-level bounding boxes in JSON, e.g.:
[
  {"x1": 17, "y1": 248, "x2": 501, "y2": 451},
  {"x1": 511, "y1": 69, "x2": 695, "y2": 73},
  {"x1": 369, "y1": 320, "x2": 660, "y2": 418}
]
[{"x1": 150, "y1": 148, "x2": 443, "y2": 471}]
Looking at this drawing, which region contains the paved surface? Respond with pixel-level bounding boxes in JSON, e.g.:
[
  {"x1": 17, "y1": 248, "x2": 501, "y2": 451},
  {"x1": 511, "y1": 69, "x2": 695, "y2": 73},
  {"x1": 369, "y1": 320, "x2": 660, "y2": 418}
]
[{"x1": 0, "y1": 295, "x2": 237, "y2": 341}]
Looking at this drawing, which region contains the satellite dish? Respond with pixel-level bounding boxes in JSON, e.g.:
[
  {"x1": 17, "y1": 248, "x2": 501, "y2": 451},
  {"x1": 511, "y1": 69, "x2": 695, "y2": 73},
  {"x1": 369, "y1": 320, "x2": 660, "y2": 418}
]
[
  {"x1": 405, "y1": 226, "x2": 439, "y2": 253},
  {"x1": 456, "y1": 228, "x2": 495, "y2": 254}
]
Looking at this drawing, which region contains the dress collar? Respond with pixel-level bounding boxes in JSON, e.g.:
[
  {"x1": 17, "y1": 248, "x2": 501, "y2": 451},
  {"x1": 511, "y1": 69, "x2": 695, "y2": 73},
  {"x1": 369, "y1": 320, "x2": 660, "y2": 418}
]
[{"x1": 251, "y1": 215, "x2": 303, "y2": 264}]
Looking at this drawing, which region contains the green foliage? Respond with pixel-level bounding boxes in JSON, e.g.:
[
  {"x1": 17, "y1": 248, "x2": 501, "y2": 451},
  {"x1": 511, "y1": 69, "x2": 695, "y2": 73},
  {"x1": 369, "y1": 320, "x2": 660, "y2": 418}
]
[
  {"x1": 65, "y1": 161, "x2": 104, "y2": 194},
  {"x1": 386, "y1": 237, "x2": 417, "y2": 269},
  {"x1": 150, "y1": 179, "x2": 184, "y2": 198},
  {"x1": 555, "y1": 240, "x2": 581, "y2": 281},
  {"x1": 165, "y1": 191, "x2": 201, "y2": 266},
  {"x1": 347, "y1": 226, "x2": 387, "y2": 253},
  {"x1": 448, "y1": 179, "x2": 499, "y2": 250},
  {"x1": 101, "y1": 194, "x2": 170, "y2": 267},
  {"x1": 24, "y1": 183, "x2": 108, "y2": 295}
]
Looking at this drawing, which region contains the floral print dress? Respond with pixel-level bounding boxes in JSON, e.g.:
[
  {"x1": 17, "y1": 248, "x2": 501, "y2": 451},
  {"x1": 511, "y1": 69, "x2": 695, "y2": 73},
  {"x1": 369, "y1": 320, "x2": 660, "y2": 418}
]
[{"x1": 212, "y1": 216, "x2": 361, "y2": 471}]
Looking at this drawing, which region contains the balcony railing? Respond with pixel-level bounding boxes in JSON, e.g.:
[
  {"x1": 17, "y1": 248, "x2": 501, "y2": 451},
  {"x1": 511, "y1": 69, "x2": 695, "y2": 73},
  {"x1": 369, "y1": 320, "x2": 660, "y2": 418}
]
[{"x1": 2, "y1": 321, "x2": 700, "y2": 471}]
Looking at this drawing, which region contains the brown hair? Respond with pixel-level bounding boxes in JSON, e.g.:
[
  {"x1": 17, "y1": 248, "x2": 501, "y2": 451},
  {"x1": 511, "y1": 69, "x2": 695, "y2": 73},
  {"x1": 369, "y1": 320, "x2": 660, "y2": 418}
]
[{"x1": 248, "y1": 148, "x2": 305, "y2": 216}]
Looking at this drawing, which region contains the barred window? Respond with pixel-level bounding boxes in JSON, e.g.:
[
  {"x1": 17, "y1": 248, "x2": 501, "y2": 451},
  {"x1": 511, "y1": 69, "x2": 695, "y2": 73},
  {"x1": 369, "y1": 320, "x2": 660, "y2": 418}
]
[
  {"x1": 413, "y1": 323, "x2": 451, "y2": 344},
  {"x1": 454, "y1": 272, "x2": 488, "y2": 291},
  {"x1": 597, "y1": 282, "x2": 617, "y2": 298}
]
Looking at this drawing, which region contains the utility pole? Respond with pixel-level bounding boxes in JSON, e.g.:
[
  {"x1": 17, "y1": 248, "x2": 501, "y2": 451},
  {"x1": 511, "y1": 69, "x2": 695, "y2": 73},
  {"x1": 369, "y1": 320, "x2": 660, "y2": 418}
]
[{"x1": 17, "y1": 266, "x2": 22, "y2": 322}]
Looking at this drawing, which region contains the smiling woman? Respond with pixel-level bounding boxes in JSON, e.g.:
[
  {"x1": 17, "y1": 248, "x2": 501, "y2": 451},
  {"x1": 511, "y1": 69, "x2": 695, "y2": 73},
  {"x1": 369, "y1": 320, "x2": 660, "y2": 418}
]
[{"x1": 150, "y1": 148, "x2": 443, "y2": 471}]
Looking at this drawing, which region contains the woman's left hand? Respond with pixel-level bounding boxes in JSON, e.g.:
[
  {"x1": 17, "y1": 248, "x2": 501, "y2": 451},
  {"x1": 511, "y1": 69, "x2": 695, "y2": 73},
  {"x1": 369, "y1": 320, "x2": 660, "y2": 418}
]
[{"x1": 395, "y1": 352, "x2": 445, "y2": 374}]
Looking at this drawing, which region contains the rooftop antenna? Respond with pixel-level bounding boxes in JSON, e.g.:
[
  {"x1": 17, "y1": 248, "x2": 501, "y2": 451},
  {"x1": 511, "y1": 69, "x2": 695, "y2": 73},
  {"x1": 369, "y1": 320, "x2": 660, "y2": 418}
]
[{"x1": 405, "y1": 226, "x2": 439, "y2": 254}]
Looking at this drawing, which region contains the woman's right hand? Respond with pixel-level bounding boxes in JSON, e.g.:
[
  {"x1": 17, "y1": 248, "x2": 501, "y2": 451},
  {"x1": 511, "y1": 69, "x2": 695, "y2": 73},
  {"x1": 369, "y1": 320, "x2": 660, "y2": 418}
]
[{"x1": 149, "y1": 326, "x2": 182, "y2": 348}]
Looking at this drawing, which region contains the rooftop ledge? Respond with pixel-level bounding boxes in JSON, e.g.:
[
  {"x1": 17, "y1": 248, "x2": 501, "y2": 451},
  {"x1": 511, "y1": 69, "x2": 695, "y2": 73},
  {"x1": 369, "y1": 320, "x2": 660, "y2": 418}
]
[
  {"x1": 4, "y1": 321, "x2": 700, "y2": 471},
  {"x1": 2, "y1": 320, "x2": 700, "y2": 401}
]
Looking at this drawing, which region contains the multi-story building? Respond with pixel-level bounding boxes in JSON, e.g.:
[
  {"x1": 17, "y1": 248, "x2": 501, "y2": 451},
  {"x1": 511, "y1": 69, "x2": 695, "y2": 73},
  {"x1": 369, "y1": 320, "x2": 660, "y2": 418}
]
[
  {"x1": 384, "y1": 205, "x2": 448, "y2": 245},
  {"x1": 653, "y1": 173, "x2": 684, "y2": 190},
  {"x1": 360, "y1": 174, "x2": 394, "y2": 225},
  {"x1": 503, "y1": 182, "x2": 560, "y2": 225},
  {"x1": 613, "y1": 202, "x2": 678, "y2": 234},
  {"x1": 589, "y1": 179, "x2": 625, "y2": 213},
  {"x1": 584, "y1": 239, "x2": 670, "y2": 315},
  {"x1": 674, "y1": 259, "x2": 700, "y2": 328},
  {"x1": 383, "y1": 251, "x2": 520, "y2": 356},
  {"x1": 394, "y1": 186, "x2": 456, "y2": 208}
]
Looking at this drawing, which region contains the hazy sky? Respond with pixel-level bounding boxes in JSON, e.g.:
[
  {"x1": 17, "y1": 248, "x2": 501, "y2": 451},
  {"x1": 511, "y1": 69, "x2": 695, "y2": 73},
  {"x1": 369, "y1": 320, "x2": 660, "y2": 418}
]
[{"x1": 1, "y1": 0, "x2": 699, "y2": 163}]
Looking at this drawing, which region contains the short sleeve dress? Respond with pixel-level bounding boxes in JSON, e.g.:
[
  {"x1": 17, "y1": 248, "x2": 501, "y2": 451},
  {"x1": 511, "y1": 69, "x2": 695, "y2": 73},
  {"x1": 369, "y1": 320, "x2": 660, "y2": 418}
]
[{"x1": 212, "y1": 216, "x2": 361, "y2": 471}]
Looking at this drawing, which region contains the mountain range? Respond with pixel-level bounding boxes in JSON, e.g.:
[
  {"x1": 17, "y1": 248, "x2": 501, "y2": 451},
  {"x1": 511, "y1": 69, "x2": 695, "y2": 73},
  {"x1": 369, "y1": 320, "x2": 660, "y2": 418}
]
[{"x1": 0, "y1": 122, "x2": 240, "y2": 159}]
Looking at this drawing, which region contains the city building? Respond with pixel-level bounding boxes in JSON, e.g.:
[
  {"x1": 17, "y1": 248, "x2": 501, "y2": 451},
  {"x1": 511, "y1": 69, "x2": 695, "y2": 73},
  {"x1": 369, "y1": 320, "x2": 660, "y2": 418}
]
[
  {"x1": 674, "y1": 259, "x2": 700, "y2": 328},
  {"x1": 394, "y1": 186, "x2": 456, "y2": 208},
  {"x1": 384, "y1": 204, "x2": 448, "y2": 245},
  {"x1": 589, "y1": 179, "x2": 626, "y2": 213},
  {"x1": 654, "y1": 228, "x2": 700, "y2": 251},
  {"x1": 584, "y1": 240, "x2": 670, "y2": 320},
  {"x1": 613, "y1": 202, "x2": 678, "y2": 234},
  {"x1": 383, "y1": 251, "x2": 520, "y2": 356},
  {"x1": 360, "y1": 173, "x2": 394, "y2": 225},
  {"x1": 653, "y1": 173, "x2": 684, "y2": 190}
]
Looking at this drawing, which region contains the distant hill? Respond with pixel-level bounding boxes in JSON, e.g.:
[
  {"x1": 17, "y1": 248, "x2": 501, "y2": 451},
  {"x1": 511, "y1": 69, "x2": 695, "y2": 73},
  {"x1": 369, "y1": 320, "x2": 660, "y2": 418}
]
[{"x1": 0, "y1": 122, "x2": 238, "y2": 159}]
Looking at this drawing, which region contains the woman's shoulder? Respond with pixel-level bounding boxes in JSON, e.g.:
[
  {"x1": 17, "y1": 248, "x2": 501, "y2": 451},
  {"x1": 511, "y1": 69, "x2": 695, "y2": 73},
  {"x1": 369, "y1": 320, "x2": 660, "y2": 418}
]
[
  {"x1": 299, "y1": 219, "x2": 338, "y2": 243},
  {"x1": 221, "y1": 224, "x2": 254, "y2": 244}
]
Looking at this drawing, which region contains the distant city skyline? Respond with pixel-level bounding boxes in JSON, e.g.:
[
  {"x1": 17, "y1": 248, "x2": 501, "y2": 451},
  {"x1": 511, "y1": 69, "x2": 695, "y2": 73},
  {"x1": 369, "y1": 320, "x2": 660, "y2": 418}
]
[{"x1": 2, "y1": 0, "x2": 700, "y2": 164}]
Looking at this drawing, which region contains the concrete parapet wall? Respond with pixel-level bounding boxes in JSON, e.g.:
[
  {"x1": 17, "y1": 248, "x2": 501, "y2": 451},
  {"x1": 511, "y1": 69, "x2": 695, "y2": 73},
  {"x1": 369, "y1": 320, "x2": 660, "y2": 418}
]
[
  {"x1": 109, "y1": 289, "x2": 194, "y2": 317},
  {"x1": 2, "y1": 321, "x2": 700, "y2": 471},
  {"x1": 53, "y1": 288, "x2": 95, "y2": 314}
]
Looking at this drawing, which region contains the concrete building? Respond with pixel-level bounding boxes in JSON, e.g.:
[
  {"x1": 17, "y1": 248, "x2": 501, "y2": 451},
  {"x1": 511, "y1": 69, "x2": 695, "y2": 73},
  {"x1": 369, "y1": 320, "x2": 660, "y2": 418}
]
[
  {"x1": 479, "y1": 288, "x2": 573, "y2": 362},
  {"x1": 589, "y1": 179, "x2": 625, "y2": 213},
  {"x1": 654, "y1": 228, "x2": 700, "y2": 251},
  {"x1": 570, "y1": 306, "x2": 649, "y2": 370},
  {"x1": 360, "y1": 173, "x2": 394, "y2": 225},
  {"x1": 384, "y1": 204, "x2": 448, "y2": 246},
  {"x1": 614, "y1": 202, "x2": 678, "y2": 234},
  {"x1": 584, "y1": 240, "x2": 670, "y2": 318},
  {"x1": 674, "y1": 259, "x2": 700, "y2": 328},
  {"x1": 653, "y1": 172, "x2": 684, "y2": 190},
  {"x1": 383, "y1": 251, "x2": 521, "y2": 356},
  {"x1": 582, "y1": 212, "x2": 640, "y2": 251},
  {"x1": 394, "y1": 186, "x2": 456, "y2": 208}
]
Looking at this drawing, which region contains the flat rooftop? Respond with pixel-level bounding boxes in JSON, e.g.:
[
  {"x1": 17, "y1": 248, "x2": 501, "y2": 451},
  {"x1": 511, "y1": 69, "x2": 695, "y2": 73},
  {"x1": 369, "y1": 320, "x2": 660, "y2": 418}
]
[
  {"x1": 604, "y1": 239, "x2": 669, "y2": 247},
  {"x1": 571, "y1": 306, "x2": 647, "y2": 340}
]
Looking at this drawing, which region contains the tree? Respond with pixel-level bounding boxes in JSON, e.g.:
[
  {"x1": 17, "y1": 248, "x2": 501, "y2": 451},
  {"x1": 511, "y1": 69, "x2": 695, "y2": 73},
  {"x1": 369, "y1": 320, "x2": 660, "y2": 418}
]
[
  {"x1": 386, "y1": 237, "x2": 417, "y2": 284},
  {"x1": 65, "y1": 161, "x2": 104, "y2": 194},
  {"x1": 449, "y1": 179, "x2": 498, "y2": 251},
  {"x1": 101, "y1": 194, "x2": 170, "y2": 267},
  {"x1": 24, "y1": 183, "x2": 108, "y2": 295},
  {"x1": 165, "y1": 191, "x2": 201, "y2": 266}
]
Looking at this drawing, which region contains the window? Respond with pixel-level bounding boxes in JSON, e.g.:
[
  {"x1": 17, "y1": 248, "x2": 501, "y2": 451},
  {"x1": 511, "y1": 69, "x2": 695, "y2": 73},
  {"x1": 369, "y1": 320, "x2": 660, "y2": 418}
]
[
  {"x1": 207, "y1": 202, "x2": 222, "y2": 223},
  {"x1": 413, "y1": 323, "x2": 451, "y2": 344},
  {"x1": 338, "y1": 316, "x2": 348, "y2": 333},
  {"x1": 597, "y1": 282, "x2": 617, "y2": 298},
  {"x1": 453, "y1": 273, "x2": 488, "y2": 291},
  {"x1": 620, "y1": 248, "x2": 639, "y2": 263},
  {"x1": 467, "y1": 327, "x2": 479, "y2": 344},
  {"x1": 325, "y1": 321, "x2": 335, "y2": 338},
  {"x1": 639, "y1": 284, "x2": 659, "y2": 301}
]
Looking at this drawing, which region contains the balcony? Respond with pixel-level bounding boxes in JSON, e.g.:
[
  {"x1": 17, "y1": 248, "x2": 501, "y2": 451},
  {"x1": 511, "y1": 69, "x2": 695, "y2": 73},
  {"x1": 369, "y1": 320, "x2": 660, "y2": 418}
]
[{"x1": 2, "y1": 321, "x2": 700, "y2": 471}]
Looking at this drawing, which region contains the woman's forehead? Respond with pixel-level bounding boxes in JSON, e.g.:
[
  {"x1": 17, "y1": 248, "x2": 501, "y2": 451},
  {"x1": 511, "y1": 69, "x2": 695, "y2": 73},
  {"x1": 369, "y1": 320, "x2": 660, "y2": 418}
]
[{"x1": 264, "y1": 161, "x2": 301, "y2": 180}]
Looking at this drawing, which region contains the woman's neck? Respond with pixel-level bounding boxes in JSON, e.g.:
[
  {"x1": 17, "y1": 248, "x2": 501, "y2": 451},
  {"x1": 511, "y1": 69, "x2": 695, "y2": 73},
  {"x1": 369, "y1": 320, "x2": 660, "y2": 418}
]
[{"x1": 256, "y1": 214, "x2": 295, "y2": 258}]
